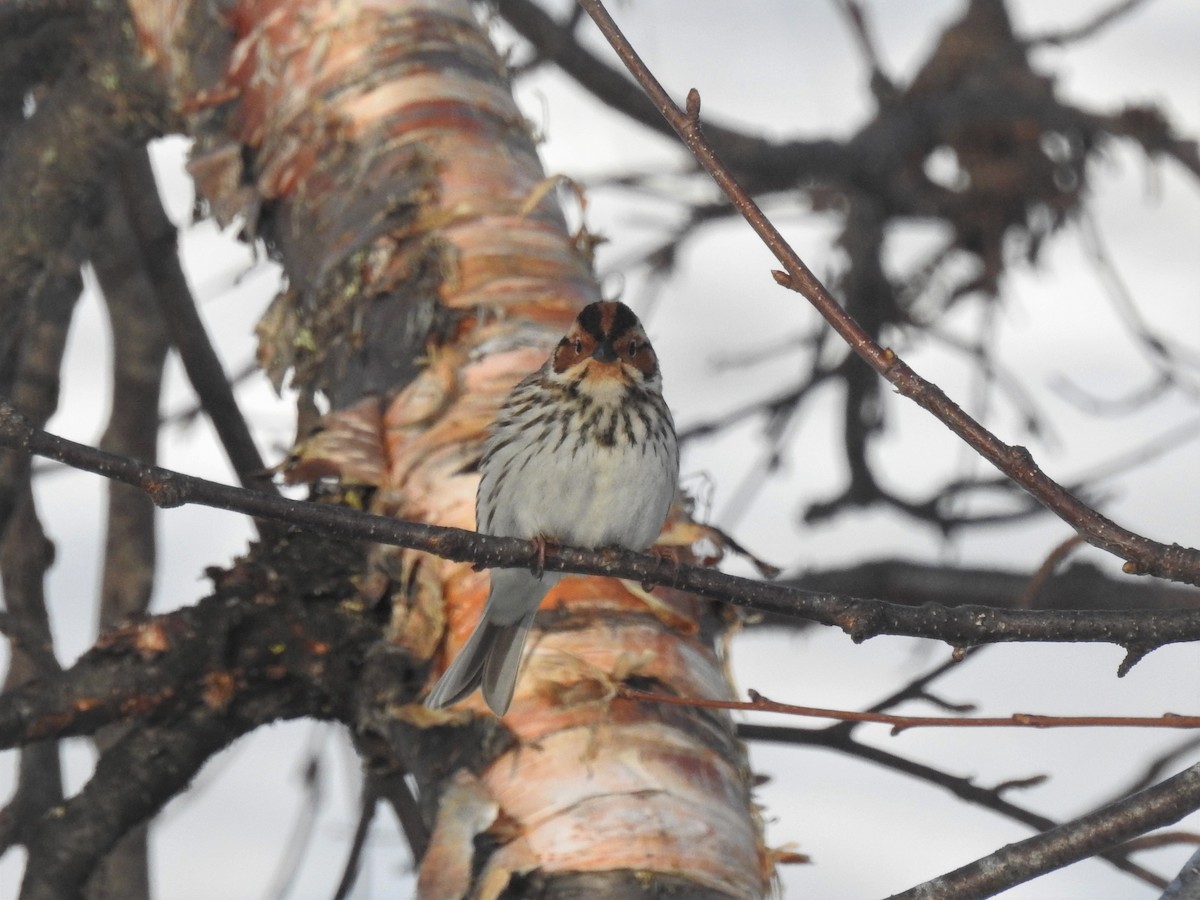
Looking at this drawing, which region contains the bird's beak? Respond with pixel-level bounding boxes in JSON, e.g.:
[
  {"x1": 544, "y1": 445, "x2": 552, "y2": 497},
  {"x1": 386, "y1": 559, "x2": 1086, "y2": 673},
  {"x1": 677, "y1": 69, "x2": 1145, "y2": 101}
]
[{"x1": 591, "y1": 340, "x2": 618, "y2": 363}]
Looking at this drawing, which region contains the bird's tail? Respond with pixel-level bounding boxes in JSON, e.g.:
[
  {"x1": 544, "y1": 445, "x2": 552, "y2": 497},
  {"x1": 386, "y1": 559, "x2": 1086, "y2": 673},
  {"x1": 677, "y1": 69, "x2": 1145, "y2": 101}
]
[{"x1": 424, "y1": 570, "x2": 552, "y2": 715}]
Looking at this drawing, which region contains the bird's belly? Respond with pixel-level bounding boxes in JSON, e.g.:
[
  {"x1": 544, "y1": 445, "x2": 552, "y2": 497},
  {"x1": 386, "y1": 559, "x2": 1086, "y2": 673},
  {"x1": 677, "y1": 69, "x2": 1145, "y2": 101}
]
[{"x1": 492, "y1": 436, "x2": 673, "y2": 551}]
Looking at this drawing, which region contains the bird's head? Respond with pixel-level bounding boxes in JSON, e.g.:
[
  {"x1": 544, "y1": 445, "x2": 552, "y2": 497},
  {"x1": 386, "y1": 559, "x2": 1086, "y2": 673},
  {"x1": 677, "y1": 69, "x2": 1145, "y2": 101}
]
[{"x1": 550, "y1": 301, "x2": 661, "y2": 398}]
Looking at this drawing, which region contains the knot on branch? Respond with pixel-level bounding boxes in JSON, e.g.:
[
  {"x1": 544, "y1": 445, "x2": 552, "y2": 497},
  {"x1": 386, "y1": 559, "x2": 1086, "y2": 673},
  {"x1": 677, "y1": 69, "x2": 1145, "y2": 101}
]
[
  {"x1": 0, "y1": 401, "x2": 33, "y2": 450},
  {"x1": 143, "y1": 472, "x2": 186, "y2": 509},
  {"x1": 836, "y1": 600, "x2": 888, "y2": 644}
]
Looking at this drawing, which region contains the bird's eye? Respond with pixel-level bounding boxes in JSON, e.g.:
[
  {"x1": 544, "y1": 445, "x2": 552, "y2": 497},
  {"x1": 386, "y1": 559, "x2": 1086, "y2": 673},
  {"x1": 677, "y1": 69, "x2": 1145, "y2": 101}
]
[
  {"x1": 627, "y1": 340, "x2": 640, "y2": 357},
  {"x1": 573, "y1": 338, "x2": 583, "y2": 354}
]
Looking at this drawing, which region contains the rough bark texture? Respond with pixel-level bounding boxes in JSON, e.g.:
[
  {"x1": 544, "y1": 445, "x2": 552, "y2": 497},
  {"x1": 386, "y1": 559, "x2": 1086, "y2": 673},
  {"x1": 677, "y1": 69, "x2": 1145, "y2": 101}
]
[
  {"x1": 125, "y1": 0, "x2": 767, "y2": 896},
  {"x1": 5, "y1": 0, "x2": 1191, "y2": 896}
]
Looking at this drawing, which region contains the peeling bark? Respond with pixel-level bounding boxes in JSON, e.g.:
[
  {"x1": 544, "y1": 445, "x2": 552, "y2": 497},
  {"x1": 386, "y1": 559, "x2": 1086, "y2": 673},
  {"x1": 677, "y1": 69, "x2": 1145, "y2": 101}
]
[{"x1": 126, "y1": 0, "x2": 766, "y2": 896}]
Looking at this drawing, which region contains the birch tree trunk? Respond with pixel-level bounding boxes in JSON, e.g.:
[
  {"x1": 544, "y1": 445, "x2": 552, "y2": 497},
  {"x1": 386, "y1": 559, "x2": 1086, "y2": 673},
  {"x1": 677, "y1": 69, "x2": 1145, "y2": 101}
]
[
  {"x1": 129, "y1": 0, "x2": 767, "y2": 896},
  {"x1": 6, "y1": 1, "x2": 1200, "y2": 896}
]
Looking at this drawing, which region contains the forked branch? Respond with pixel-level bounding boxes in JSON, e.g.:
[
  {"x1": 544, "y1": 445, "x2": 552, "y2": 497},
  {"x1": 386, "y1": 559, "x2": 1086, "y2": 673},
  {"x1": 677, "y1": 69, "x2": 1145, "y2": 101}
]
[{"x1": 574, "y1": 0, "x2": 1200, "y2": 587}]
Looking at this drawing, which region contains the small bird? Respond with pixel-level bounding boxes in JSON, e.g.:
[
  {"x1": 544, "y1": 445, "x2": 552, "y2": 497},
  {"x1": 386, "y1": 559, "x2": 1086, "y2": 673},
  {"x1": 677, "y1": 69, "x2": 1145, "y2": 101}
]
[{"x1": 425, "y1": 300, "x2": 679, "y2": 715}]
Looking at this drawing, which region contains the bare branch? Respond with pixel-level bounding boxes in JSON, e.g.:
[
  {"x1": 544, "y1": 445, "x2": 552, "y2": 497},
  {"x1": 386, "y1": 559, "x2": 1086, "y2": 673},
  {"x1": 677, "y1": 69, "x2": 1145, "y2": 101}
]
[
  {"x1": 626, "y1": 687, "x2": 1200, "y2": 733},
  {"x1": 328, "y1": 768, "x2": 424, "y2": 900},
  {"x1": 740, "y1": 722, "x2": 1166, "y2": 888},
  {"x1": 4, "y1": 405, "x2": 1200, "y2": 658},
  {"x1": 0, "y1": 4, "x2": 166, "y2": 383},
  {"x1": 782, "y1": 559, "x2": 1200, "y2": 619},
  {"x1": 832, "y1": 0, "x2": 897, "y2": 99},
  {"x1": 576, "y1": 0, "x2": 1200, "y2": 587},
  {"x1": 113, "y1": 149, "x2": 278, "y2": 499},
  {"x1": 0, "y1": 490, "x2": 63, "y2": 857},
  {"x1": 19, "y1": 706, "x2": 254, "y2": 900},
  {"x1": 888, "y1": 761, "x2": 1200, "y2": 898},
  {"x1": 495, "y1": 0, "x2": 846, "y2": 189},
  {"x1": 0, "y1": 242, "x2": 76, "y2": 856},
  {"x1": 1025, "y1": 0, "x2": 1154, "y2": 47},
  {"x1": 265, "y1": 736, "x2": 325, "y2": 900}
]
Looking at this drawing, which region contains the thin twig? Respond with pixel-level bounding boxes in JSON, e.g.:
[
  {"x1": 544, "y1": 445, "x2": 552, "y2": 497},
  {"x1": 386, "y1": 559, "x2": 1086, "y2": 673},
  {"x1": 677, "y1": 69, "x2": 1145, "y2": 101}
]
[
  {"x1": 116, "y1": 151, "x2": 279, "y2": 501},
  {"x1": 1118, "y1": 831, "x2": 1200, "y2": 853},
  {"x1": 265, "y1": 730, "x2": 325, "y2": 900},
  {"x1": 575, "y1": 0, "x2": 1200, "y2": 587},
  {"x1": 1116, "y1": 735, "x2": 1200, "y2": 799},
  {"x1": 1016, "y1": 534, "x2": 1085, "y2": 609},
  {"x1": 331, "y1": 777, "x2": 379, "y2": 900},
  {"x1": 738, "y1": 723, "x2": 1166, "y2": 888},
  {"x1": 887, "y1": 761, "x2": 1200, "y2": 899},
  {"x1": 1026, "y1": 0, "x2": 1154, "y2": 47},
  {"x1": 624, "y1": 687, "x2": 1200, "y2": 733},
  {"x1": 832, "y1": 0, "x2": 896, "y2": 98}
]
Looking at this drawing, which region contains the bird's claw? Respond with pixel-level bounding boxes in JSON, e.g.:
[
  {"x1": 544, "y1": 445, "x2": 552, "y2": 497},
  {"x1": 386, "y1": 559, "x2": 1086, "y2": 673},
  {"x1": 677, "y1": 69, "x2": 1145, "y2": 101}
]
[
  {"x1": 641, "y1": 544, "x2": 682, "y2": 591},
  {"x1": 529, "y1": 534, "x2": 556, "y2": 579}
]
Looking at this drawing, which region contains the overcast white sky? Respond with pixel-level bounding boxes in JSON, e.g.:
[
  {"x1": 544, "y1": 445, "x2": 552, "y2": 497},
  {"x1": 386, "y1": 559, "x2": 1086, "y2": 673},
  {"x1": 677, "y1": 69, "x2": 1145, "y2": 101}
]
[{"x1": 1, "y1": 1, "x2": 1198, "y2": 897}]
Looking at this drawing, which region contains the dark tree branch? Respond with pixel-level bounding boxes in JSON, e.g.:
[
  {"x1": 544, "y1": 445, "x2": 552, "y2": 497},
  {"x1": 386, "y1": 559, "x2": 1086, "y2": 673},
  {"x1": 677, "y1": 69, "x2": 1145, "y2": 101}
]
[
  {"x1": 0, "y1": 252, "x2": 81, "y2": 545},
  {"x1": 887, "y1": 761, "x2": 1200, "y2": 899},
  {"x1": 0, "y1": 243, "x2": 76, "y2": 856},
  {"x1": 91, "y1": 165, "x2": 169, "y2": 630},
  {"x1": 0, "y1": 609, "x2": 57, "y2": 675},
  {"x1": 330, "y1": 773, "x2": 398, "y2": 900},
  {"x1": 739, "y1": 723, "x2": 1166, "y2": 889},
  {"x1": 1025, "y1": 0, "x2": 1154, "y2": 47},
  {"x1": 495, "y1": 0, "x2": 846, "y2": 190},
  {"x1": 772, "y1": 559, "x2": 1200, "y2": 624},
  {"x1": 3, "y1": 526, "x2": 378, "y2": 896},
  {"x1": 3, "y1": 405, "x2": 1200, "y2": 663},
  {"x1": 0, "y1": 3, "x2": 167, "y2": 383},
  {"x1": 832, "y1": 0, "x2": 896, "y2": 99},
  {"x1": 113, "y1": 149, "x2": 278, "y2": 500},
  {"x1": 0, "y1": 231, "x2": 77, "y2": 540},
  {"x1": 347, "y1": 729, "x2": 430, "y2": 868},
  {"x1": 0, "y1": 530, "x2": 379, "y2": 753},
  {"x1": 375, "y1": 768, "x2": 428, "y2": 862},
  {"x1": 1103, "y1": 105, "x2": 1200, "y2": 178},
  {"x1": 0, "y1": 489, "x2": 64, "y2": 857},
  {"x1": 265, "y1": 738, "x2": 325, "y2": 900},
  {"x1": 87, "y1": 175, "x2": 172, "y2": 900},
  {"x1": 19, "y1": 706, "x2": 255, "y2": 900},
  {"x1": 331, "y1": 799, "x2": 375, "y2": 900},
  {"x1": 576, "y1": 0, "x2": 1200, "y2": 587}
]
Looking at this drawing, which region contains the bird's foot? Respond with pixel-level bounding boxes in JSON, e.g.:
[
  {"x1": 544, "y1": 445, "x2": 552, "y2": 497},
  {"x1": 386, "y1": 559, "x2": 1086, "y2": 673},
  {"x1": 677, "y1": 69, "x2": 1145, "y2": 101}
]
[
  {"x1": 642, "y1": 543, "x2": 682, "y2": 591},
  {"x1": 529, "y1": 534, "x2": 559, "y2": 579}
]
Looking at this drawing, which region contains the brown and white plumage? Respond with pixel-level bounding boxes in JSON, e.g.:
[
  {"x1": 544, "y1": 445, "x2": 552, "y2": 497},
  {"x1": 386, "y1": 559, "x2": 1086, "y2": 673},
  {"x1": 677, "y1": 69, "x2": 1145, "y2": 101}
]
[{"x1": 425, "y1": 301, "x2": 679, "y2": 714}]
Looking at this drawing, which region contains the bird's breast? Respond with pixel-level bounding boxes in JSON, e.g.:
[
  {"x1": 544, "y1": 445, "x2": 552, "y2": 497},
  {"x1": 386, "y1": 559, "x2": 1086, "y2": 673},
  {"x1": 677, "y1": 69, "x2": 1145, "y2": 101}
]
[{"x1": 478, "y1": 396, "x2": 677, "y2": 551}]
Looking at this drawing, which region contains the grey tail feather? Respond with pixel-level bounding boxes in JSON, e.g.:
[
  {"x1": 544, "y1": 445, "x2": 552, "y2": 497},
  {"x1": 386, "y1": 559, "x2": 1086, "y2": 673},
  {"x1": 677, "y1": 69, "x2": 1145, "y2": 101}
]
[
  {"x1": 480, "y1": 616, "x2": 532, "y2": 716},
  {"x1": 426, "y1": 569, "x2": 551, "y2": 714},
  {"x1": 425, "y1": 615, "x2": 534, "y2": 715},
  {"x1": 425, "y1": 617, "x2": 495, "y2": 711}
]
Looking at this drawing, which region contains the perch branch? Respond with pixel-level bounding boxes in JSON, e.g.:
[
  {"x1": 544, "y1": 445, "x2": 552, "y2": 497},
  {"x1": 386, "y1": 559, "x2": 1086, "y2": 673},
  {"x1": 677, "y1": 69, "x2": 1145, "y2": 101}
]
[{"x1": 3, "y1": 403, "x2": 1200, "y2": 660}]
